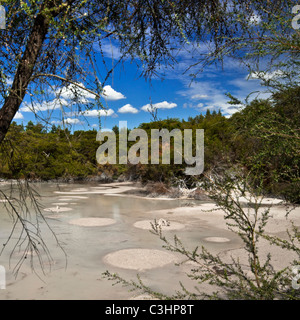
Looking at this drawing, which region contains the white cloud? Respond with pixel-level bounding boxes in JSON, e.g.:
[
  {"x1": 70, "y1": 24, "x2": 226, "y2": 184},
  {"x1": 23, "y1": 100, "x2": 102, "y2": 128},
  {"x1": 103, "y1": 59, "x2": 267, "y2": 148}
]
[
  {"x1": 6, "y1": 77, "x2": 13, "y2": 86},
  {"x1": 118, "y1": 104, "x2": 139, "y2": 114},
  {"x1": 141, "y1": 101, "x2": 177, "y2": 112},
  {"x1": 64, "y1": 118, "x2": 81, "y2": 125},
  {"x1": 51, "y1": 118, "x2": 82, "y2": 125},
  {"x1": 13, "y1": 112, "x2": 24, "y2": 120},
  {"x1": 56, "y1": 83, "x2": 96, "y2": 101},
  {"x1": 191, "y1": 94, "x2": 208, "y2": 100},
  {"x1": 178, "y1": 67, "x2": 278, "y2": 118},
  {"x1": 19, "y1": 105, "x2": 32, "y2": 112},
  {"x1": 203, "y1": 105, "x2": 215, "y2": 110},
  {"x1": 96, "y1": 42, "x2": 123, "y2": 60},
  {"x1": 179, "y1": 81, "x2": 229, "y2": 103},
  {"x1": 101, "y1": 85, "x2": 126, "y2": 101},
  {"x1": 156, "y1": 41, "x2": 243, "y2": 82},
  {"x1": 229, "y1": 77, "x2": 273, "y2": 102},
  {"x1": 249, "y1": 13, "x2": 261, "y2": 25},
  {"x1": 178, "y1": 80, "x2": 246, "y2": 117},
  {"x1": 100, "y1": 128, "x2": 113, "y2": 132},
  {"x1": 20, "y1": 98, "x2": 69, "y2": 112},
  {"x1": 248, "y1": 70, "x2": 284, "y2": 81},
  {"x1": 80, "y1": 109, "x2": 115, "y2": 117}
]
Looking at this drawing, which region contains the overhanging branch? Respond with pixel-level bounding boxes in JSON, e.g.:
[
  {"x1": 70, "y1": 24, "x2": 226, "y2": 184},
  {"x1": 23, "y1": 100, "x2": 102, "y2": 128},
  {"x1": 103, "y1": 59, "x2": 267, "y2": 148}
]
[{"x1": 33, "y1": 73, "x2": 102, "y2": 99}]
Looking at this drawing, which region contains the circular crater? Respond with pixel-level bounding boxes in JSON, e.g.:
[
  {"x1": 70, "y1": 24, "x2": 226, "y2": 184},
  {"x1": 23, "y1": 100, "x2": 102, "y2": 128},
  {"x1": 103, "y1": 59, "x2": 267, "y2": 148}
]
[
  {"x1": 203, "y1": 237, "x2": 230, "y2": 243},
  {"x1": 133, "y1": 220, "x2": 185, "y2": 231},
  {"x1": 103, "y1": 248, "x2": 177, "y2": 271},
  {"x1": 68, "y1": 217, "x2": 116, "y2": 227}
]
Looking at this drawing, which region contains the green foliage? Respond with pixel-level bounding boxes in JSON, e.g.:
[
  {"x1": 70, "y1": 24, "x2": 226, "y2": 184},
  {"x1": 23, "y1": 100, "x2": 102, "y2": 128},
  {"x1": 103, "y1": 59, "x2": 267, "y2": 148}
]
[
  {"x1": 0, "y1": 124, "x2": 99, "y2": 180},
  {"x1": 230, "y1": 86, "x2": 300, "y2": 202},
  {"x1": 0, "y1": 85, "x2": 299, "y2": 203}
]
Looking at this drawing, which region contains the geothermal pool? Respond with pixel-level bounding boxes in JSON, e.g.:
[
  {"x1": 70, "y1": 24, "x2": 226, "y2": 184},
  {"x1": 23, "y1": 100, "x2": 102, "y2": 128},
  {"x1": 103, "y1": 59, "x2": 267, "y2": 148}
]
[{"x1": 0, "y1": 182, "x2": 242, "y2": 300}]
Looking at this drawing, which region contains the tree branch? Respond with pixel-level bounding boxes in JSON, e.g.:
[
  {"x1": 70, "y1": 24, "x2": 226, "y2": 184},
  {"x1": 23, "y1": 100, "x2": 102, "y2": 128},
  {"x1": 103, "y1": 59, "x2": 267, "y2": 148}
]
[{"x1": 33, "y1": 73, "x2": 101, "y2": 99}]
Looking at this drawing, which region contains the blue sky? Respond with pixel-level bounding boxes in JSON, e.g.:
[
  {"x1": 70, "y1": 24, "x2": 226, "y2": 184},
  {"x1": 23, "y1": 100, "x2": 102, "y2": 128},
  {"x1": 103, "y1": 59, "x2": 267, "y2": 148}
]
[{"x1": 13, "y1": 39, "x2": 272, "y2": 131}]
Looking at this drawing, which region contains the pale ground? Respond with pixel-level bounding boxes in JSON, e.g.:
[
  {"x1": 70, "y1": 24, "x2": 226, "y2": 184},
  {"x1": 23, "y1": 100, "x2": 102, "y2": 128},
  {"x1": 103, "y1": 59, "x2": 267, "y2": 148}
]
[
  {"x1": 0, "y1": 182, "x2": 299, "y2": 299},
  {"x1": 98, "y1": 183, "x2": 300, "y2": 277}
]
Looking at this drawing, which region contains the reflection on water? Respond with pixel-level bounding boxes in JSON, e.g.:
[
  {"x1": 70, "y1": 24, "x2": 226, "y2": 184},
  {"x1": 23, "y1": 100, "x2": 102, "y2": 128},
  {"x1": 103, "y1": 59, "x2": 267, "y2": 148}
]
[
  {"x1": 0, "y1": 182, "x2": 240, "y2": 300},
  {"x1": 112, "y1": 203, "x2": 120, "y2": 221}
]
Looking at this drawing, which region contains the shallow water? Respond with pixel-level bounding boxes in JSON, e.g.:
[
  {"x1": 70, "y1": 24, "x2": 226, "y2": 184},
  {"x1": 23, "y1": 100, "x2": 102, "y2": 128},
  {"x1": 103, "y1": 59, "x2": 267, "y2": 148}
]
[{"x1": 0, "y1": 182, "x2": 241, "y2": 300}]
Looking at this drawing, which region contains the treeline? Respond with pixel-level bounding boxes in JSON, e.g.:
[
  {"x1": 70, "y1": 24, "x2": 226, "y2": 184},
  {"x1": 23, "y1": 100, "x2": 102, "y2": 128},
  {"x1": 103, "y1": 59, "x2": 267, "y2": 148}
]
[
  {"x1": 0, "y1": 123, "x2": 99, "y2": 180},
  {"x1": 0, "y1": 86, "x2": 299, "y2": 202}
]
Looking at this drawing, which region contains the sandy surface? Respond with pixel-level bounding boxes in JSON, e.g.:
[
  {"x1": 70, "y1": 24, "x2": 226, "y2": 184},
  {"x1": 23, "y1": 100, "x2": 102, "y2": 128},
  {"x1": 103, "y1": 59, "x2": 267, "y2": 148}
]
[
  {"x1": 104, "y1": 193, "x2": 177, "y2": 200},
  {"x1": 54, "y1": 183, "x2": 139, "y2": 195},
  {"x1": 68, "y1": 217, "x2": 116, "y2": 227},
  {"x1": 203, "y1": 237, "x2": 230, "y2": 243},
  {"x1": 43, "y1": 207, "x2": 73, "y2": 212},
  {"x1": 133, "y1": 219, "x2": 185, "y2": 230},
  {"x1": 51, "y1": 202, "x2": 69, "y2": 206},
  {"x1": 57, "y1": 195, "x2": 89, "y2": 199},
  {"x1": 45, "y1": 214, "x2": 64, "y2": 219},
  {"x1": 0, "y1": 181, "x2": 299, "y2": 300},
  {"x1": 103, "y1": 249, "x2": 179, "y2": 271},
  {"x1": 129, "y1": 294, "x2": 159, "y2": 300}
]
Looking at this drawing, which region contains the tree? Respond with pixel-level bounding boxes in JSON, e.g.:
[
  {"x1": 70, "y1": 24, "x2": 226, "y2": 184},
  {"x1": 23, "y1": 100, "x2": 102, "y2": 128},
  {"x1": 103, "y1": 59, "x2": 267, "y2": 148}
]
[
  {"x1": 26, "y1": 120, "x2": 45, "y2": 133},
  {"x1": 112, "y1": 125, "x2": 119, "y2": 135},
  {"x1": 229, "y1": 86, "x2": 300, "y2": 203},
  {"x1": 0, "y1": 0, "x2": 299, "y2": 283},
  {"x1": 1, "y1": 1, "x2": 299, "y2": 145},
  {"x1": 50, "y1": 124, "x2": 58, "y2": 134}
]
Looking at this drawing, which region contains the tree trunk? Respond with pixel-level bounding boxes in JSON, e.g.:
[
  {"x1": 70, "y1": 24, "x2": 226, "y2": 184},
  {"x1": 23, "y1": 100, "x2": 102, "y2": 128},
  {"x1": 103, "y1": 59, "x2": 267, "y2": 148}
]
[{"x1": 0, "y1": 1, "x2": 65, "y2": 144}]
